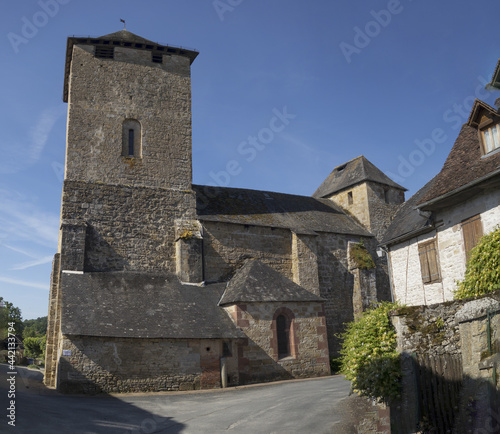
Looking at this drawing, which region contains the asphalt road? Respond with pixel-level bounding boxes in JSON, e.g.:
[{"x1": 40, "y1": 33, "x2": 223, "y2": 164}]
[{"x1": 0, "y1": 363, "x2": 353, "y2": 433}]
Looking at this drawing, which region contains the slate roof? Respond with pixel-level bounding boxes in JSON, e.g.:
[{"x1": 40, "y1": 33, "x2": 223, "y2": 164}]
[
  {"x1": 60, "y1": 271, "x2": 244, "y2": 339},
  {"x1": 219, "y1": 259, "x2": 324, "y2": 306},
  {"x1": 417, "y1": 121, "x2": 500, "y2": 207},
  {"x1": 380, "y1": 179, "x2": 435, "y2": 246},
  {"x1": 99, "y1": 30, "x2": 158, "y2": 45},
  {"x1": 193, "y1": 184, "x2": 372, "y2": 237},
  {"x1": 312, "y1": 155, "x2": 406, "y2": 199}
]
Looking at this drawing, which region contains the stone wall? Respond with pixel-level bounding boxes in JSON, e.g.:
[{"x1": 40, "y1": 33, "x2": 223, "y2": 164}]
[
  {"x1": 327, "y1": 183, "x2": 370, "y2": 230},
  {"x1": 57, "y1": 336, "x2": 238, "y2": 394},
  {"x1": 365, "y1": 182, "x2": 404, "y2": 242},
  {"x1": 327, "y1": 182, "x2": 404, "y2": 242},
  {"x1": 202, "y1": 221, "x2": 293, "y2": 282},
  {"x1": 223, "y1": 302, "x2": 330, "y2": 384},
  {"x1": 65, "y1": 44, "x2": 193, "y2": 190},
  {"x1": 60, "y1": 180, "x2": 195, "y2": 273},
  {"x1": 316, "y1": 232, "x2": 376, "y2": 354},
  {"x1": 390, "y1": 293, "x2": 500, "y2": 433}
]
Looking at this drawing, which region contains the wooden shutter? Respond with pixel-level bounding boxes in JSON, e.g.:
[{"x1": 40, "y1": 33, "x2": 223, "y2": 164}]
[
  {"x1": 461, "y1": 215, "x2": 483, "y2": 262},
  {"x1": 418, "y1": 240, "x2": 440, "y2": 284}
]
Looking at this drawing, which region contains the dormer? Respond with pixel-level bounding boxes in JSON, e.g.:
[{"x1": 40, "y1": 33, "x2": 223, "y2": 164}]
[{"x1": 467, "y1": 99, "x2": 500, "y2": 157}]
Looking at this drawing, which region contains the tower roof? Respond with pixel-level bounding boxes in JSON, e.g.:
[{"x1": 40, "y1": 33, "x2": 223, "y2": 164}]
[
  {"x1": 63, "y1": 30, "x2": 198, "y2": 102},
  {"x1": 312, "y1": 155, "x2": 406, "y2": 198}
]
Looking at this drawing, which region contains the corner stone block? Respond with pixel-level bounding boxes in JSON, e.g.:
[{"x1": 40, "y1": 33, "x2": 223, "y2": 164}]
[
  {"x1": 60, "y1": 220, "x2": 87, "y2": 271},
  {"x1": 175, "y1": 219, "x2": 203, "y2": 283}
]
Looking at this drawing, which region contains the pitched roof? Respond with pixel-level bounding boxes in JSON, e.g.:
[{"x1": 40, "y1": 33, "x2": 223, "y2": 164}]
[
  {"x1": 219, "y1": 259, "x2": 324, "y2": 306},
  {"x1": 312, "y1": 156, "x2": 406, "y2": 199},
  {"x1": 60, "y1": 271, "x2": 244, "y2": 339},
  {"x1": 98, "y1": 30, "x2": 157, "y2": 45},
  {"x1": 193, "y1": 184, "x2": 372, "y2": 237},
  {"x1": 417, "y1": 118, "x2": 500, "y2": 208},
  {"x1": 380, "y1": 179, "x2": 435, "y2": 245}
]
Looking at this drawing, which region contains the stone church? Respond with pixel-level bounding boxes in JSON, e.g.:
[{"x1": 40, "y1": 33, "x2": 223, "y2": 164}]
[{"x1": 44, "y1": 30, "x2": 405, "y2": 393}]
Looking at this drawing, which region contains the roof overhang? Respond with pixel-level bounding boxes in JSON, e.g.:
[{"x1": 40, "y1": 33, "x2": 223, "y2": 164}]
[
  {"x1": 467, "y1": 99, "x2": 499, "y2": 128},
  {"x1": 485, "y1": 58, "x2": 500, "y2": 91},
  {"x1": 417, "y1": 167, "x2": 500, "y2": 212}
]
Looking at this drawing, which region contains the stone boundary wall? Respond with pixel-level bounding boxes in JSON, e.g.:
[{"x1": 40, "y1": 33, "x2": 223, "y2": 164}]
[
  {"x1": 57, "y1": 336, "x2": 231, "y2": 394},
  {"x1": 390, "y1": 292, "x2": 500, "y2": 433}
]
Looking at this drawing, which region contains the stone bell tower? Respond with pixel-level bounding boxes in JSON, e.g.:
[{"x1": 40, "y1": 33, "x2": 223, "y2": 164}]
[
  {"x1": 45, "y1": 31, "x2": 199, "y2": 387},
  {"x1": 62, "y1": 30, "x2": 198, "y2": 189}
]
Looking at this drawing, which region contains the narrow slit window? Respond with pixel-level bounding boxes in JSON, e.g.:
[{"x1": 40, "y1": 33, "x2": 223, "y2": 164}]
[
  {"x1": 347, "y1": 191, "x2": 353, "y2": 205},
  {"x1": 276, "y1": 315, "x2": 290, "y2": 358},
  {"x1": 128, "y1": 129, "x2": 134, "y2": 156},
  {"x1": 122, "y1": 119, "x2": 142, "y2": 158}
]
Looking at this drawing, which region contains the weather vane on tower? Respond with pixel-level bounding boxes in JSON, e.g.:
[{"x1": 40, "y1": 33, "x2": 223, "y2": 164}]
[{"x1": 120, "y1": 19, "x2": 126, "y2": 30}]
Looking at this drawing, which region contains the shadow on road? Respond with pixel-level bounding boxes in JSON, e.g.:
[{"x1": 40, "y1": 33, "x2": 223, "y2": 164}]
[{"x1": 0, "y1": 364, "x2": 186, "y2": 433}]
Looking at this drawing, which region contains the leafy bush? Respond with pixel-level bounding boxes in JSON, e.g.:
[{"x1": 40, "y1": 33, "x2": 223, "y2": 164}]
[
  {"x1": 455, "y1": 226, "x2": 500, "y2": 299},
  {"x1": 349, "y1": 241, "x2": 376, "y2": 270},
  {"x1": 23, "y1": 336, "x2": 46, "y2": 359},
  {"x1": 339, "y1": 302, "x2": 400, "y2": 404}
]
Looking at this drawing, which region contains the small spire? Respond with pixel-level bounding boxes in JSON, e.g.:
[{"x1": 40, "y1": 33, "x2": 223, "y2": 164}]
[{"x1": 120, "y1": 18, "x2": 126, "y2": 30}]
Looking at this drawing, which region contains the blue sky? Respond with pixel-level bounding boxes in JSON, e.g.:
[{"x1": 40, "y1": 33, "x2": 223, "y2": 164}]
[{"x1": 2, "y1": 0, "x2": 500, "y2": 320}]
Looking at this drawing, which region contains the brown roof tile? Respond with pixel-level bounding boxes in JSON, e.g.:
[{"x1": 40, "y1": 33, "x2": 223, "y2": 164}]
[{"x1": 417, "y1": 122, "x2": 500, "y2": 206}]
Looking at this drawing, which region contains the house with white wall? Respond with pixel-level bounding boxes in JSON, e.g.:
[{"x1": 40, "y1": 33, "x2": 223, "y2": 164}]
[{"x1": 381, "y1": 98, "x2": 500, "y2": 306}]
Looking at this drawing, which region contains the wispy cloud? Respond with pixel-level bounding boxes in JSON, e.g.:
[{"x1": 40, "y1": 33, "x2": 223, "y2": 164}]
[
  {"x1": 10, "y1": 256, "x2": 53, "y2": 271},
  {"x1": 0, "y1": 276, "x2": 48, "y2": 291},
  {"x1": 3, "y1": 244, "x2": 39, "y2": 259},
  {"x1": 0, "y1": 189, "x2": 59, "y2": 248},
  {"x1": 0, "y1": 104, "x2": 66, "y2": 174}
]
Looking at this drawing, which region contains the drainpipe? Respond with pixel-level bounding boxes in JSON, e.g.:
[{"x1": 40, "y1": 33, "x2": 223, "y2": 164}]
[{"x1": 221, "y1": 357, "x2": 228, "y2": 388}]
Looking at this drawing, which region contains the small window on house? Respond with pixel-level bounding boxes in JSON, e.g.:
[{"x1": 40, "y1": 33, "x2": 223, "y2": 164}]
[
  {"x1": 276, "y1": 314, "x2": 290, "y2": 358},
  {"x1": 95, "y1": 45, "x2": 114, "y2": 59},
  {"x1": 122, "y1": 119, "x2": 142, "y2": 158},
  {"x1": 481, "y1": 123, "x2": 500, "y2": 154},
  {"x1": 461, "y1": 215, "x2": 483, "y2": 262},
  {"x1": 418, "y1": 240, "x2": 441, "y2": 284},
  {"x1": 347, "y1": 191, "x2": 353, "y2": 205}
]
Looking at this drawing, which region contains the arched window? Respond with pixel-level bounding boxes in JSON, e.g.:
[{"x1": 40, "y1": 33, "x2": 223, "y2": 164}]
[
  {"x1": 276, "y1": 314, "x2": 289, "y2": 358},
  {"x1": 122, "y1": 119, "x2": 142, "y2": 158},
  {"x1": 272, "y1": 307, "x2": 297, "y2": 360}
]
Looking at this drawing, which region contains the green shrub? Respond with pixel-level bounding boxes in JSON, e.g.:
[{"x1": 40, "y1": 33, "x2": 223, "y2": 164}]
[
  {"x1": 23, "y1": 336, "x2": 46, "y2": 359},
  {"x1": 455, "y1": 226, "x2": 500, "y2": 299},
  {"x1": 339, "y1": 302, "x2": 400, "y2": 404},
  {"x1": 349, "y1": 241, "x2": 376, "y2": 270}
]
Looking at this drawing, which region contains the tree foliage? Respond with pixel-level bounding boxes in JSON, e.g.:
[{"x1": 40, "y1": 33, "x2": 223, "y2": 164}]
[
  {"x1": 339, "y1": 302, "x2": 400, "y2": 404},
  {"x1": 455, "y1": 226, "x2": 500, "y2": 300},
  {"x1": 23, "y1": 336, "x2": 46, "y2": 359},
  {"x1": 22, "y1": 316, "x2": 48, "y2": 338},
  {"x1": 0, "y1": 297, "x2": 23, "y2": 339}
]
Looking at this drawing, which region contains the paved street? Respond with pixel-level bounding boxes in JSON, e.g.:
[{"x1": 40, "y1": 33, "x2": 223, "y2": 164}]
[{"x1": 0, "y1": 364, "x2": 353, "y2": 433}]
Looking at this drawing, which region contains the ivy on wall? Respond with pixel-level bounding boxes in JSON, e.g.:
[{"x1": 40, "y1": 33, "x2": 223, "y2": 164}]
[{"x1": 455, "y1": 226, "x2": 500, "y2": 300}]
